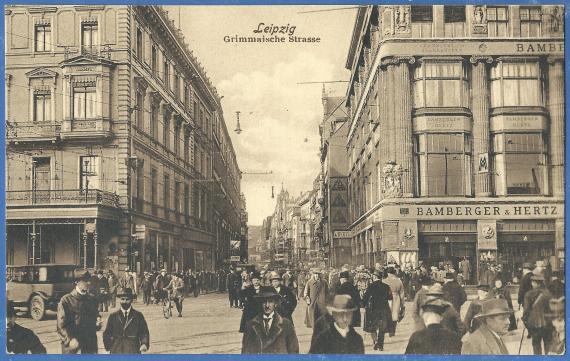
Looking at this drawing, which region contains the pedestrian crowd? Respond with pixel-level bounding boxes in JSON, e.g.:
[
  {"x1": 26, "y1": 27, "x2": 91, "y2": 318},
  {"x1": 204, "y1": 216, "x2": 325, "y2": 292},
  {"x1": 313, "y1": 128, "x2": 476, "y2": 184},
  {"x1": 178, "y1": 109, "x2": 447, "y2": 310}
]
[{"x1": 6, "y1": 261, "x2": 565, "y2": 355}]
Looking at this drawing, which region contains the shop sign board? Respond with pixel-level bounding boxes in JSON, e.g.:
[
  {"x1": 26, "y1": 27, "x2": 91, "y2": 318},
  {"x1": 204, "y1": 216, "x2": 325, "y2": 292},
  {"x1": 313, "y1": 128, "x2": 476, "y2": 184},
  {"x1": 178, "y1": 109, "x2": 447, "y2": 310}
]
[{"x1": 387, "y1": 203, "x2": 562, "y2": 220}]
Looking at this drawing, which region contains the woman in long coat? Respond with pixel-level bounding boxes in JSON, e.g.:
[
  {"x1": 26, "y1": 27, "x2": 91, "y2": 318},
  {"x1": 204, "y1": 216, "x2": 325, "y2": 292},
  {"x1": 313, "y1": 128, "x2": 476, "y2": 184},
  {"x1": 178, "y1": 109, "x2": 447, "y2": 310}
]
[
  {"x1": 304, "y1": 270, "x2": 328, "y2": 328},
  {"x1": 363, "y1": 270, "x2": 393, "y2": 351},
  {"x1": 239, "y1": 273, "x2": 262, "y2": 332}
]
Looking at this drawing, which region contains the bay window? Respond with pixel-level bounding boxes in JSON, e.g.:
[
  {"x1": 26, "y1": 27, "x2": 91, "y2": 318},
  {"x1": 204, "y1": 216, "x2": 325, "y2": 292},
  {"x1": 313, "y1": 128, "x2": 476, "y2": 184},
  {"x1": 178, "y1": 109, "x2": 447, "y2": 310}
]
[
  {"x1": 73, "y1": 85, "x2": 98, "y2": 119},
  {"x1": 490, "y1": 60, "x2": 543, "y2": 108},
  {"x1": 413, "y1": 60, "x2": 469, "y2": 108},
  {"x1": 415, "y1": 133, "x2": 472, "y2": 197},
  {"x1": 492, "y1": 133, "x2": 548, "y2": 195}
]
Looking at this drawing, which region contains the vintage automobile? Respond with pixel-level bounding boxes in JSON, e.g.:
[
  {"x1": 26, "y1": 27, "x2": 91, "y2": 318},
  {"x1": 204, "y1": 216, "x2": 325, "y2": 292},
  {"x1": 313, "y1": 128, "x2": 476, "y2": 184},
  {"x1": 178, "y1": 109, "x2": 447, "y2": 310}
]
[{"x1": 7, "y1": 264, "x2": 78, "y2": 321}]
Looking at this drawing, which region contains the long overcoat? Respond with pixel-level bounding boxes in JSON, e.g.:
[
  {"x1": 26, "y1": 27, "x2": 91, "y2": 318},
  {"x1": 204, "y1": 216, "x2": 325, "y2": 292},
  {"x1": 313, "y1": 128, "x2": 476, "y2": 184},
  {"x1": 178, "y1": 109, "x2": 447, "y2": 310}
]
[
  {"x1": 405, "y1": 324, "x2": 462, "y2": 354},
  {"x1": 239, "y1": 285, "x2": 263, "y2": 332},
  {"x1": 383, "y1": 273, "x2": 405, "y2": 322},
  {"x1": 56, "y1": 289, "x2": 101, "y2": 354},
  {"x1": 241, "y1": 313, "x2": 299, "y2": 354},
  {"x1": 309, "y1": 325, "x2": 364, "y2": 354},
  {"x1": 362, "y1": 280, "x2": 392, "y2": 333},
  {"x1": 461, "y1": 323, "x2": 509, "y2": 354},
  {"x1": 275, "y1": 285, "x2": 297, "y2": 321},
  {"x1": 103, "y1": 308, "x2": 150, "y2": 354},
  {"x1": 304, "y1": 278, "x2": 328, "y2": 328}
]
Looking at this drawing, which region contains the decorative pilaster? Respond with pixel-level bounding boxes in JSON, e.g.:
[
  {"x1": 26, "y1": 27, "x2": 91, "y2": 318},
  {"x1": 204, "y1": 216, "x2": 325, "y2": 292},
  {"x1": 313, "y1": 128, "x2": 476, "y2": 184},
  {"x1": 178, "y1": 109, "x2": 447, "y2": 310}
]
[
  {"x1": 93, "y1": 231, "x2": 98, "y2": 270},
  {"x1": 82, "y1": 231, "x2": 88, "y2": 269},
  {"x1": 547, "y1": 56, "x2": 564, "y2": 197},
  {"x1": 470, "y1": 56, "x2": 493, "y2": 197}
]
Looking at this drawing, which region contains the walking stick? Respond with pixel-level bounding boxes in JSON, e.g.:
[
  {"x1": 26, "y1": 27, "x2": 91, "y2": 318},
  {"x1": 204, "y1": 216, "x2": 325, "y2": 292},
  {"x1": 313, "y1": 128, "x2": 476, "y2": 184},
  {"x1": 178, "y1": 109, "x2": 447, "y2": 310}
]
[{"x1": 518, "y1": 324, "x2": 526, "y2": 355}]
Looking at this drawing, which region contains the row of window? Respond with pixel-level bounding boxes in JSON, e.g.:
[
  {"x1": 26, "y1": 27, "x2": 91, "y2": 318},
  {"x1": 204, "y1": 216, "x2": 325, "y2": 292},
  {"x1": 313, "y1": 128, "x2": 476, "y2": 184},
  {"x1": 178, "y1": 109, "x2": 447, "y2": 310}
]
[{"x1": 34, "y1": 22, "x2": 98, "y2": 53}]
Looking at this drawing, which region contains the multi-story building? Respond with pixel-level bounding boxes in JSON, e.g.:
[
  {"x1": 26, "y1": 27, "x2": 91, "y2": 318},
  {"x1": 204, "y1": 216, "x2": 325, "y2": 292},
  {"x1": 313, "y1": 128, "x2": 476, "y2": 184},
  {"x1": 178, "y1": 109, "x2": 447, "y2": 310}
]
[
  {"x1": 318, "y1": 88, "x2": 350, "y2": 267},
  {"x1": 344, "y1": 5, "x2": 564, "y2": 282},
  {"x1": 5, "y1": 5, "x2": 247, "y2": 275}
]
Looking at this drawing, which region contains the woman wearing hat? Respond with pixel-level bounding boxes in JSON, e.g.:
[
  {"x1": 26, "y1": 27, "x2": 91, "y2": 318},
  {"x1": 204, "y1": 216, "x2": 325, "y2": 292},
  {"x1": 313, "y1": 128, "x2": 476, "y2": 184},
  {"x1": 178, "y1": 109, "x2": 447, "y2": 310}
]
[
  {"x1": 309, "y1": 295, "x2": 364, "y2": 354},
  {"x1": 239, "y1": 271, "x2": 263, "y2": 332},
  {"x1": 363, "y1": 269, "x2": 392, "y2": 351},
  {"x1": 462, "y1": 298, "x2": 513, "y2": 354},
  {"x1": 545, "y1": 297, "x2": 565, "y2": 355},
  {"x1": 522, "y1": 271, "x2": 553, "y2": 355}
]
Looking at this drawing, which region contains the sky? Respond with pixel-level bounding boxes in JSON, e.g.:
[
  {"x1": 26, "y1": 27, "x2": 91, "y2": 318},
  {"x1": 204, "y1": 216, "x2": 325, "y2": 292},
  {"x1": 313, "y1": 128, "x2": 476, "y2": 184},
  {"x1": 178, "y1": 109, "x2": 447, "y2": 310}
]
[{"x1": 165, "y1": 5, "x2": 356, "y2": 225}]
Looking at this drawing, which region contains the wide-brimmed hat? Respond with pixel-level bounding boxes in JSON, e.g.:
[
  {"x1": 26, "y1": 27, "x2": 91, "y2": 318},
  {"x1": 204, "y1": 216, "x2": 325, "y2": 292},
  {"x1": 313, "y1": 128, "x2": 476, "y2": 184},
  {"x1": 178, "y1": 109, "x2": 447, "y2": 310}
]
[
  {"x1": 474, "y1": 298, "x2": 514, "y2": 319},
  {"x1": 269, "y1": 271, "x2": 281, "y2": 281},
  {"x1": 251, "y1": 271, "x2": 261, "y2": 280},
  {"x1": 420, "y1": 276, "x2": 435, "y2": 286},
  {"x1": 116, "y1": 287, "x2": 135, "y2": 299},
  {"x1": 254, "y1": 286, "x2": 281, "y2": 300},
  {"x1": 339, "y1": 271, "x2": 350, "y2": 279},
  {"x1": 421, "y1": 297, "x2": 450, "y2": 314},
  {"x1": 426, "y1": 283, "x2": 445, "y2": 296},
  {"x1": 327, "y1": 295, "x2": 358, "y2": 313},
  {"x1": 74, "y1": 269, "x2": 91, "y2": 282},
  {"x1": 545, "y1": 297, "x2": 565, "y2": 319}
]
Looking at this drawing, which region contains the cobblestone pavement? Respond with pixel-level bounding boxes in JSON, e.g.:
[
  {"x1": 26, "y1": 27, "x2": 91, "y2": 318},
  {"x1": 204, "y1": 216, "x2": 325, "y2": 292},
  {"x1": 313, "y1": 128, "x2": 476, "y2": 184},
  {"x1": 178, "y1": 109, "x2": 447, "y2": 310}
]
[{"x1": 16, "y1": 292, "x2": 533, "y2": 354}]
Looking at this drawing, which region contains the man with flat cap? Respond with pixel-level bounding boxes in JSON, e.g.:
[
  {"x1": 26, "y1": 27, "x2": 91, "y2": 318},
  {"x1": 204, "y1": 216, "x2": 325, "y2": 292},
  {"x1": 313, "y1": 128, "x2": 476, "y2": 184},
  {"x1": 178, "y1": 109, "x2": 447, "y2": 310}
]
[
  {"x1": 309, "y1": 294, "x2": 364, "y2": 354},
  {"x1": 304, "y1": 268, "x2": 328, "y2": 329},
  {"x1": 462, "y1": 298, "x2": 513, "y2": 354},
  {"x1": 241, "y1": 286, "x2": 299, "y2": 354},
  {"x1": 57, "y1": 269, "x2": 102, "y2": 354},
  {"x1": 103, "y1": 287, "x2": 150, "y2": 354},
  {"x1": 269, "y1": 271, "x2": 297, "y2": 322},
  {"x1": 405, "y1": 297, "x2": 462, "y2": 354},
  {"x1": 6, "y1": 301, "x2": 46, "y2": 354}
]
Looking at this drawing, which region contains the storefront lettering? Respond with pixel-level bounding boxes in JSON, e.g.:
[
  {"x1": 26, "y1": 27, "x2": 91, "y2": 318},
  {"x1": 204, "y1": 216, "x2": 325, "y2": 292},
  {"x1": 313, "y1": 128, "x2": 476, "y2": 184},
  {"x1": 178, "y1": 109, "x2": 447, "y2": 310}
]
[
  {"x1": 516, "y1": 42, "x2": 564, "y2": 53},
  {"x1": 416, "y1": 205, "x2": 558, "y2": 217}
]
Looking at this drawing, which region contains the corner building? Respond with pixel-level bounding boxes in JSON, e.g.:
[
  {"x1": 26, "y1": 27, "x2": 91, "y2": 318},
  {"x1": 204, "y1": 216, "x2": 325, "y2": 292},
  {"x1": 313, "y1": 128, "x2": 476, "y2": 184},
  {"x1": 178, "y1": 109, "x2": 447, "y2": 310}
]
[
  {"x1": 344, "y1": 5, "x2": 564, "y2": 283},
  {"x1": 5, "y1": 5, "x2": 247, "y2": 275}
]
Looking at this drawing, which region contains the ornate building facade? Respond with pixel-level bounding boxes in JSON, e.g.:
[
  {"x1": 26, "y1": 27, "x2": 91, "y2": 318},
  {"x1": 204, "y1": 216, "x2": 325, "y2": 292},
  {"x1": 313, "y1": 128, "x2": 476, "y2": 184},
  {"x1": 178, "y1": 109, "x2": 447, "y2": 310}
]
[
  {"x1": 344, "y1": 5, "x2": 564, "y2": 282},
  {"x1": 5, "y1": 5, "x2": 247, "y2": 275}
]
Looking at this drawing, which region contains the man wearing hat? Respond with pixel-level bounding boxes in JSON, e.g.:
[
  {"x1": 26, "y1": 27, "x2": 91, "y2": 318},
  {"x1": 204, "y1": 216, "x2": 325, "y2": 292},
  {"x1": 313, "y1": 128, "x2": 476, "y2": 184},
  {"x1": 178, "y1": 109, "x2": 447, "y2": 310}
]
[
  {"x1": 518, "y1": 262, "x2": 534, "y2": 309},
  {"x1": 7, "y1": 301, "x2": 46, "y2": 354},
  {"x1": 522, "y1": 270, "x2": 553, "y2": 355},
  {"x1": 57, "y1": 269, "x2": 102, "y2": 353},
  {"x1": 411, "y1": 276, "x2": 434, "y2": 331},
  {"x1": 405, "y1": 297, "x2": 462, "y2": 354},
  {"x1": 442, "y1": 272, "x2": 467, "y2": 313},
  {"x1": 417, "y1": 283, "x2": 466, "y2": 337},
  {"x1": 164, "y1": 273, "x2": 185, "y2": 317},
  {"x1": 153, "y1": 269, "x2": 170, "y2": 304},
  {"x1": 333, "y1": 271, "x2": 361, "y2": 327},
  {"x1": 240, "y1": 270, "x2": 263, "y2": 332},
  {"x1": 462, "y1": 298, "x2": 513, "y2": 354},
  {"x1": 463, "y1": 283, "x2": 491, "y2": 333},
  {"x1": 270, "y1": 271, "x2": 297, "y2": 322},
  {"x1": 309, "y1": 295, "x2": 364, "y2": 354},
  {"x1": 139, "y1": 272, "x2": 153, "y2": 306},
  {"x1": 227, "y1": 268, "x2": 242, "y2": 308},
  {"x1": 545, "y1": 296, "x2": 564, "y2": 355},
  {"x1": 363, "y1": 269, "x2": 392, "y2": 351},
  {"x1": 107, "y1": 270, "x2": 119, "y2": 309},
  {"x1": 304, "y1": 268, "x2": 328, "y2": 329},
  {"x1": 97, "y1": 270, "x2": 109, "y2": 312},
  {"x1": 103, "y1": 287, "x2": 150, "y2": 354},
  {"x1": 241, "y1": 286, "x2": 299, "y2": 354},
  {"x1": 383, "y1": 266, "x2": 405, "y2": 337}
]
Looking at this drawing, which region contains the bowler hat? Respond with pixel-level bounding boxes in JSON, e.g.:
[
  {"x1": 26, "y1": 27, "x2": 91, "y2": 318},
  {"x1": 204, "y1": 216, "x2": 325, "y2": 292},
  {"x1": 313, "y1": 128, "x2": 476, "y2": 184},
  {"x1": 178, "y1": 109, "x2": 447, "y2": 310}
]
[
  {"x1": 522, "y1": 262, "x2": 534, "y2": 269},
  {"x1": 476, "y1": 283, "x2": 490, "y2": 291},
  {"x1": 254, "y1": 286, "x2": 281, "y2": 300},
  {"x1": 339, "y1": 271, "x2": 350, "y2": 279},
  {"x1": 326, "y1": 295, "x2": 358, "y2": 313},
  {"x1": 74, "y1": 269, "x2": 91, "y2": 282},
  {"x1": 269, "y1": 271, "x2": 281, "y2": 281},
  {"x1": 545, "y1": 297, "x2": 565, "y2": 319},
  {"x1": 421, "y1": 297, "x2": 450, "y2": 314},
  {"x1": 474, "y1": 298, "x2": 513, "y2": 319},
  {"x1": 116, "y1": 287, "x2": 135, "y2": 299}
]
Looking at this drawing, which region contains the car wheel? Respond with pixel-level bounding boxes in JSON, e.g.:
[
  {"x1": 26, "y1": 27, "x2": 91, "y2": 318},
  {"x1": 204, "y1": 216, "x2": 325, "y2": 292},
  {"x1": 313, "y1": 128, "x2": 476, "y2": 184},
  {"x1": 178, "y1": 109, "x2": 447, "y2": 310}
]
[{"x1": 30, "y1": 295, "x2": 45, "y2": 321}]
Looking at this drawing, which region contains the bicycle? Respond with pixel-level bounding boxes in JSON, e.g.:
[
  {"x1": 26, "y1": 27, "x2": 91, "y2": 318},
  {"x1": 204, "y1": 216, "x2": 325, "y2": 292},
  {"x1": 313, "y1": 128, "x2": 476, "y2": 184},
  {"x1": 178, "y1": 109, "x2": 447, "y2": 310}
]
[{"x1": 162, "y1": 289, "x2": 173, "y2": 319}]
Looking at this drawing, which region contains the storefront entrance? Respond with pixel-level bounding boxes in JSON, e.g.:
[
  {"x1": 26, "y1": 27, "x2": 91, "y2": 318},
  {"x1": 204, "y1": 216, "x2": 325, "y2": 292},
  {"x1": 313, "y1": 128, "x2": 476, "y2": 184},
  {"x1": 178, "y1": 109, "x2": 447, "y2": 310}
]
[{"x1": 419, "y1": 234, "x2": 477, "y2": 283}]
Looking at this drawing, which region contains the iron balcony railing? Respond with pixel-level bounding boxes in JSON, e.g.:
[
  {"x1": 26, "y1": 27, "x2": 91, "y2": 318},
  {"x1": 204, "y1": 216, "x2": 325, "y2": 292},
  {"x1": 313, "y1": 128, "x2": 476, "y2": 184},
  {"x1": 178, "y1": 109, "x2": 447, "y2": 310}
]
[{"x1": 7, "y1": 189, "x2": 120, "y2": 208}]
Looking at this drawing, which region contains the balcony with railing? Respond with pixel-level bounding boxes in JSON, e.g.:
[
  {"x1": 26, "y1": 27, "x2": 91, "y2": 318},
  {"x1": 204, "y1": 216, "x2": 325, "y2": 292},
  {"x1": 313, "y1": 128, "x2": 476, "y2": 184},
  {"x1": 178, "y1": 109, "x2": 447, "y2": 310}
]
[
  {"x1": 7, "y1": 189, "x2": 120, "y2": 207},
  {"x1": 6, "y1": 121, "x2": 61, "y2": 143}
]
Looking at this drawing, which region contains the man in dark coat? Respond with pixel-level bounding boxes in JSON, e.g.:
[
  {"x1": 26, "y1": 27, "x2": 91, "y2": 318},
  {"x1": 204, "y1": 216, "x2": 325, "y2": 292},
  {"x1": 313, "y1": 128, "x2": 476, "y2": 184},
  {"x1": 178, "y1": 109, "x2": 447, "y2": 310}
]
[
  {"x1": 518, "y1": 262, "x2": 534, "y2": 309},
  {"x1": 139, "y1": 272, "x2": 153, "y2": 305},
  {"x1": 103, "y1": 287, "x2": 149, "y2": 354},
  {"x1": 7, "y1": 301, "x2": 46, "y2": 354},
  {"x1": 304, "y1": 268, "x2": 329, "y2": 329},
  {"x1": 309, "y1": 294, "x2": 364, "y2": 354},
  {"x1": 240, "y1": 271, "x2": 263, "y2": 332},
  {"x1": 417, "y1": 283, "x2": 466, "y2": 337},
  {"x1": 57, "y1": 270, "x2": 102, "y2": 354},
  {"x1": 227, "y1": 269, "x2": 241, "y2": 307},
  {"x1": 489, "y1": 278, "x2": 517, "y2": 331},
  {"x1": 405, "y1": 297, "x2": 462, "y2": 354},
  {"x1": 241, "y1": 287, "x2": 299, "y2": 354},
  {"x1": 153, "y1": 269, "x2": 170, "y2": 303},
  {"x1": 523, "y1": 272, "x2": 553, "y2": 355},
  {"x1": 463, "y1": 284, "x2": 491, "y2": 333},
  {"x1": 333, "y1": 271, "x2": 362, "y2": 327},
  {"x1": 363, "y1": 269, "x2": 392, "y2": 351},
  {"x1": 442, "y1": 272, "x2": 467, "y2": 313},
  {"x1": 107, "y1": 270, "x2": 119, "y2": 309},
  {"x1": 270, "y1": 271, "x2": 297, "y2": 322},
  {"x1": 97, "y1": 270, "x2": 109, "y2": 312}
]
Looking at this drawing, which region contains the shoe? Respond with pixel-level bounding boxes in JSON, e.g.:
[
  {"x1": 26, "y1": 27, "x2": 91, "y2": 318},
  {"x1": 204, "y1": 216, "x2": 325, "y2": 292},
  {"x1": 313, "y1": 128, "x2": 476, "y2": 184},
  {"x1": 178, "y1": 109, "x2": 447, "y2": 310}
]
[
  {"x1": 373, "y1": 344, "x2": 378, "y2": 351},
  {"x1": 178, "y1": 313, "x2": 182, "y2": 317}
]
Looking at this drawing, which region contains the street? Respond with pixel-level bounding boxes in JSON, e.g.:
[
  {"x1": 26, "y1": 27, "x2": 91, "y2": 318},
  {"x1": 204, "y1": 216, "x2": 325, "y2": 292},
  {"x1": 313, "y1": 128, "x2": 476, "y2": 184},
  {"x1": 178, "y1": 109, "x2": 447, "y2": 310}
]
[{"x1": 16, "y1": 292, "x2": 534, "y2": 354}]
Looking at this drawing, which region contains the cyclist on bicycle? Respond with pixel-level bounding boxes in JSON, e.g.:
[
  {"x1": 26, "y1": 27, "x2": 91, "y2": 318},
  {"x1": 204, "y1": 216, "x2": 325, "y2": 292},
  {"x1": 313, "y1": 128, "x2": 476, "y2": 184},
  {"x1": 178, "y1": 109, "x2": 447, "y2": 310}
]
[
  {"x1": 154, "y1": 269, "x2": 170, "y2": 304},
  {"x1": 164, "y1": 273, "x2": 185, "y2": 317}
]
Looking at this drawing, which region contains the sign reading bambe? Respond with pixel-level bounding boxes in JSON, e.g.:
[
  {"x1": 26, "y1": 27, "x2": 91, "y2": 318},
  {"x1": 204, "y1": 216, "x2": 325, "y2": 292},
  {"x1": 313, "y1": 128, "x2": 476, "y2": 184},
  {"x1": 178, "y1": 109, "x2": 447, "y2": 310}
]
[{"x1": 414, "y1": 204, "x2": 560, "y2": 218}]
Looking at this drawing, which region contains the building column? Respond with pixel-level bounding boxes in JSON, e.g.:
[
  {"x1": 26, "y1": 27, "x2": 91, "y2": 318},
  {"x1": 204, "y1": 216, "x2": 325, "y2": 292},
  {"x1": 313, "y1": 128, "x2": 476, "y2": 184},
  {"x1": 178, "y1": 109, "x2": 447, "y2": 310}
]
[
  {"x1": 93, "y1": 230, "x2": 98, "y2": 270},
  {"x1": 547, "y1": 56, "x2": 565, "y2": 197},
  {"x1": 470, "y1": 56, "x2": 493, "y2": 196},
  {"x1": 30, "y1": 221, "x2": 37, "y2": 265},
  {"x1": 388, "y1": 57, "x2": 414, "y2": 197},
  {"x1": 82, "y1": 231, "x2": 88, "y2": 269}
]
